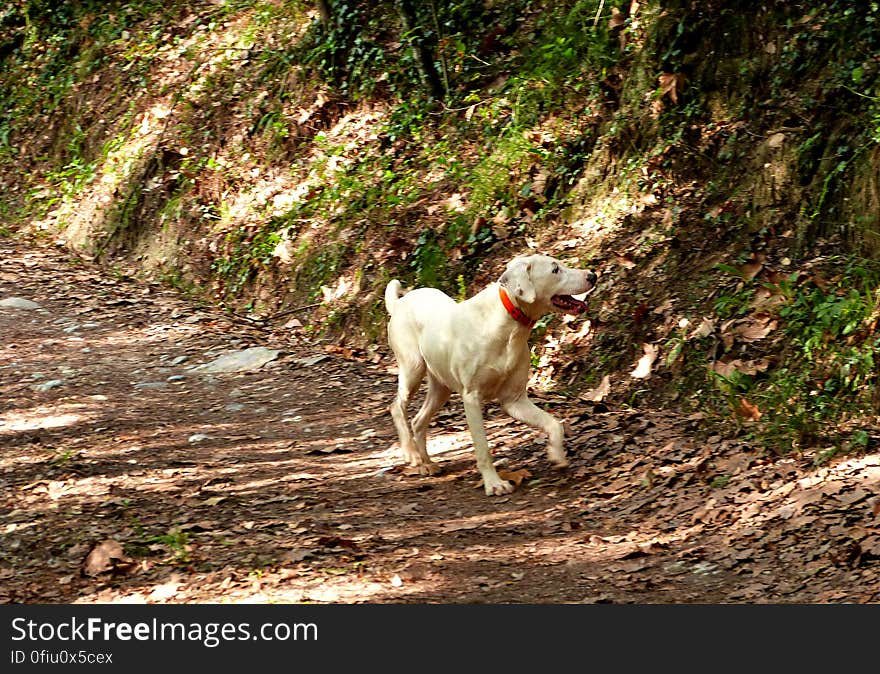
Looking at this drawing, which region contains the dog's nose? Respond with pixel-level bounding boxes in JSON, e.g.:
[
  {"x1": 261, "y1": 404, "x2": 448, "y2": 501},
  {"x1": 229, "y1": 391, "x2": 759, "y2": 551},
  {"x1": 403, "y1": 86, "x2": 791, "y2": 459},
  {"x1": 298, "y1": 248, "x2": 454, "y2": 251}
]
[{"x1": 586, "y1": 271, "x2": 598, "y2": 287}]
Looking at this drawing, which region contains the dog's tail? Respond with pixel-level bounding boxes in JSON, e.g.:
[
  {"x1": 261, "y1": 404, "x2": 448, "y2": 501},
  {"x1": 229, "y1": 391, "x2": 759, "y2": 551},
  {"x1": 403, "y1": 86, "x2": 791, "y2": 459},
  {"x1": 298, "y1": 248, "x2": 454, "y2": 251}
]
[{"x1": 384, "y1": 279, "x2": 404, "y2": 315}]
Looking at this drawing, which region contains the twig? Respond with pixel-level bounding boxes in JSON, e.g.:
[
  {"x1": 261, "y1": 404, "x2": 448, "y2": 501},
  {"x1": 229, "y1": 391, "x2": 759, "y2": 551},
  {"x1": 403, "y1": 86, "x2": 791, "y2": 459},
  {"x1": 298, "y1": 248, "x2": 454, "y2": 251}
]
[
  {"x1": 430, "y1": 97, "x2": 496, "y2": 115},
  {"x1": 593, "y1": 0, "x2": 606, "y2": 27},
  {"x1": 262, "y1": 302, "x2": 323, "y2": 322}
]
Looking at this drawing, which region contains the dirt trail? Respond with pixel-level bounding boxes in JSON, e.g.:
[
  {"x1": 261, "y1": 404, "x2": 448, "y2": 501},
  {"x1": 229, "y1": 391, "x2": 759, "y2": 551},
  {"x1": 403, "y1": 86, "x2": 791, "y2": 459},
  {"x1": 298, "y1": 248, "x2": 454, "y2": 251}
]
[{"x1": 1, "y1": 238, "x2": 878, "y2": 604}]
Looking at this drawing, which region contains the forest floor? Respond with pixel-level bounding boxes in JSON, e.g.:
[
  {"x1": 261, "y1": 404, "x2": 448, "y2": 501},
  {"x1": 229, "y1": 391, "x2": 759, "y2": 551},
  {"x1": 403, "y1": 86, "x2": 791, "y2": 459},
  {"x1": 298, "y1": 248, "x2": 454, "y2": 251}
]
[{"x1": 2, "y1": 237, "x2": 879, "y2": 604}]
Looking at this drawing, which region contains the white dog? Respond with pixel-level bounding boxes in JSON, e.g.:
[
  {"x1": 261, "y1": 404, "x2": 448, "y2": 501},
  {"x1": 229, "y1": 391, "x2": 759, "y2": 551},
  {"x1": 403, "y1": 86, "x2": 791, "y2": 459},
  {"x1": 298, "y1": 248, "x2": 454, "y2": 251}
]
[{"x1": 384, "y1": 254, "x2": 597, "y2": 496}]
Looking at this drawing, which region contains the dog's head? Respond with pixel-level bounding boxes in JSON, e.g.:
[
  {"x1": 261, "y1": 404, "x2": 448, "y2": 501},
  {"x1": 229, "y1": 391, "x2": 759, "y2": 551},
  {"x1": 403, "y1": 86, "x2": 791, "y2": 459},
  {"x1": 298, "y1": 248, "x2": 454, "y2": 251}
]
[{"x1": 500, "y1": 254, "x2": 597, "y2": 317}]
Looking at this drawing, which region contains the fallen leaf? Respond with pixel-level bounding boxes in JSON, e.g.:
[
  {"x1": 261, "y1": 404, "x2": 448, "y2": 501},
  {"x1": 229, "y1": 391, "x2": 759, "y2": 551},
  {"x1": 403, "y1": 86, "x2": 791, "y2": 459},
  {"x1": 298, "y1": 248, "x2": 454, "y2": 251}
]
[
  {"x1": 836, "y1": 489, "x2": 869, "y2": 506},
  {"x1": 614, "y1": 252, "x2": 637, "y2": 269},
  {"x1": 581, "y1": 375, "x2": 611, "y2": 402},
  {"x1": 712, "y1": 358, "x2": 770, "y2": 378},
  {"x1": 307, "y1": 445, "x2": 353, "y2": 455},
  {"x1": 324, "y1": 344, "x2": 354, "y2": 359},
  {"x1": 390, "y1": 503, "x2": 420, "y2": 515},
  {"x1": 147, "y1": 578, "x2": 181, "y2": 602},
  {"x1": 317, "y1": 536, "x2": 358, "y2": 550},
  {"x1": 658, "y1": 72, "x2": 686, "y2": 104},
  {"x1": 81, "y1": 539, "x2": 133, "y2": 577},
  {"x1": 444, "y1": 192, "x2": 466, "y2": 213},
  {"x1": 733, "y1": 398, "x2": 763, "y2": 421},
  {"x1": 740, "y1": 253, "x2": 765, "y2": 281},
  {"x1": 768, "y1": 132, "x2": 786, "y2": 148},
  {"x1": 283, "y1": 548, "x2": 313, "y2": 563},
  {"x1": 688, "y1": 317, "x2": 715, "y2": 340},
  {"x1": 630, "y1": 343, "x2": 659, "y2": 379},
  {"x1": 442, "y1": 521, "x2": 482, "y2": 533},
  {"x1": 731, "y1": 315, "x2": 778, "y2": 342},
  {"x1": 860, "y1": 536, "x2": 880, "y2": 558},
  {"x1": 47, "y1": 480, "x2": 67, "y2": 501},
  {"x1": 497, "y1": 468, "x2": 532, "y2": 488}
]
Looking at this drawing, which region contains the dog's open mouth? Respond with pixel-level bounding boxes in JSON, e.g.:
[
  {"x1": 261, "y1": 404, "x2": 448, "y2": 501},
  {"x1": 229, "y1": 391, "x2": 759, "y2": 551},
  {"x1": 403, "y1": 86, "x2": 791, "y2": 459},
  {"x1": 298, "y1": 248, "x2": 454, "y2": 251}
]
[{"x1": 551, "y1": 293, "x2": 589, "y2": 314}]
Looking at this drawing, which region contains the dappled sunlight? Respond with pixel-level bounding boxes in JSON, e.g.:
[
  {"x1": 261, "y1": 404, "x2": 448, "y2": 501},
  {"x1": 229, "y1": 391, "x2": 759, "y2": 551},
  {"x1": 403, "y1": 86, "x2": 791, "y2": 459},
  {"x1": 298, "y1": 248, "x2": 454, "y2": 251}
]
[
  {"x1": 6, "y1": 0, "x2": 880, "y2": 605},
  {"x1": 0, "y1": 402, "x2": 100, "y2": 436}
]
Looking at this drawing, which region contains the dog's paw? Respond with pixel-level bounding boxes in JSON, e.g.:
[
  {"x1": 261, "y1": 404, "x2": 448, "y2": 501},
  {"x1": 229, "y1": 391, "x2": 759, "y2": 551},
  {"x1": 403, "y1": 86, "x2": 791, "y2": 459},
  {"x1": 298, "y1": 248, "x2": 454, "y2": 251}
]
[
  {"x1": 483, "y1": 477, "x2": 515, "y2": 496},
  {"x1": 547, "y1": 446, "x2": 568, "y2": 467},
  {"x1": 417, "y1": 461, "x2": 442, "y2": 476},
  {"x1": 403, "y1": 460, "x2": 442, "y2": 476}
]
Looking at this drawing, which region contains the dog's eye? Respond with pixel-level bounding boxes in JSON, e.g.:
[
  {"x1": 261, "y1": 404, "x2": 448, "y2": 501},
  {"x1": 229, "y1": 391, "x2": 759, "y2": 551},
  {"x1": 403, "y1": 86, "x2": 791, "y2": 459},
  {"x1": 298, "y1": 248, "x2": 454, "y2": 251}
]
[{"x1": 552, "y1": 264, "x2": 559, "y2": 274}]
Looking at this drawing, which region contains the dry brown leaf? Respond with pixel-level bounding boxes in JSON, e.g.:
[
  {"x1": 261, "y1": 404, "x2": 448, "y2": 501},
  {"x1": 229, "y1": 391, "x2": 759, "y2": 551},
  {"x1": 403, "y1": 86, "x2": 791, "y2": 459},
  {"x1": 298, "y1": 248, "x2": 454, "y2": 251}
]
[
  {"x1": 581, "y1": 374, "x2": 611, "y2": 402},
  {"x1": 630, "y1": 343, "x2": 659, "y2": 379},
  {"x1": 767, "y1": 132, "x2": 786, "y2": 148},
  {"x1": 81, "y1": 539, "x2": 133, "y2": 577},
  {"x1": 740, "y1": 255, "x2": 765, "y2": 281},
  {"x1": 497, "y1": 468, "x2": 532, "y2": 488},
  {"x1": 749, "y1": 286, "x2": 787, "y2": 311},
  {"x1": 442, "y1": 520, "x2": 482, "y2": 533},
  {"x1": 713, "y1": 358, "x2": 770, "y2": 377},
  {"x1": 444, "y1": 192, "x2": 466, "y2": 213},
  {"x1": 731, "y1": 315, "x2": 778, "y2": 342},
  {"x1": 282, "y1": 548, "x2": 313, "y2": 563},
  {"x1": 147, "y1": 577, "x2": 181, "y2": 602},
  {"x1": 658, "y1": 72, "x2": 686, "y2": 104},
  {"x1": 615, "y1": 252, "x2": 637, "y2": 269},
  {"x1": 733, "y1": 398, "x2": 763, "y2": 421},
  {"x1": 860, "y1": 535, "x2": 880, "y2": 558},
  {"x1": 390, "y1": 502, "x2": 420, "y2": 515},
  {"x1": 688, "y1": 317, "x2": 715, "y2": 340}
]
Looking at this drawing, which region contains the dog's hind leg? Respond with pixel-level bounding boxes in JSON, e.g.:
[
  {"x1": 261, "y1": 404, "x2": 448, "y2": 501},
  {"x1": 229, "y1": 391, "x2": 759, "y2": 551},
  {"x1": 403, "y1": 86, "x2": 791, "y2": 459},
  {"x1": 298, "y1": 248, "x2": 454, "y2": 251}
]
[
  {"x1": 462, "y1": 390, "x2": 514, "y2": 496},
  {"x1": 390, "y1": 356, "x2": 426, "y2": 469},
  {"x1": 408, "y1": 373, "x2": 449, "y2": 475},
  {"x1": 502, "y1": 395, "x2": 568, "y2": 467}
]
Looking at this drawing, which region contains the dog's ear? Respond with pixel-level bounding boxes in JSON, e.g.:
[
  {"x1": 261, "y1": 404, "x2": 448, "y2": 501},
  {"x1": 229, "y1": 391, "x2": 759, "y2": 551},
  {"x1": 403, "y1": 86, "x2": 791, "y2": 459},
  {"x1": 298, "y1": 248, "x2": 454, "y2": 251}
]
[{"x1": 500, "y1": 258, "x2": 536, "y2": 304}]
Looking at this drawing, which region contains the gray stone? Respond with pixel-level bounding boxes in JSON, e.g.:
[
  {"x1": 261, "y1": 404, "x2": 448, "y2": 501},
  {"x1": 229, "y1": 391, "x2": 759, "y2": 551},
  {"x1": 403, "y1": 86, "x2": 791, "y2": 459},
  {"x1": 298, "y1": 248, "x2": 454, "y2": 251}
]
[
  {"x1": 0, "y1": 297, "x2": 41, "y2": 310},
  {"x1": 192, "y1": 347, "x2": 281, "y2": 374},
  {"x1": 133, "y1": 382, "x2": 168, "y2": 390},
  {"x1": 32, "y1": 379, "x2": 63, "y2": 392},
  {"x1": 293, "y1": 354, "x2": 329, "y2": 367}
]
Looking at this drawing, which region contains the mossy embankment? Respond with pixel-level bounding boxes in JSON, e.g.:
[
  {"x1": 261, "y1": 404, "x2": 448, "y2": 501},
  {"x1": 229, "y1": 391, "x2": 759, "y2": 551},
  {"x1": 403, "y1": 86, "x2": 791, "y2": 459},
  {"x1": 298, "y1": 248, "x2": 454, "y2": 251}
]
[{"x1": 2, "y1": 0, "x2": 880, "y2": 455}]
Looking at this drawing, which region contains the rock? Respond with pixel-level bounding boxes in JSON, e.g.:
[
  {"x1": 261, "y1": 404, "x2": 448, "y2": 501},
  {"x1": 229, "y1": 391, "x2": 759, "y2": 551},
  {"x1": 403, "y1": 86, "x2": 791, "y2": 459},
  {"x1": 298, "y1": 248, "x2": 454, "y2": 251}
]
[
  {"x1": 166, "y1": 375, "x2": 186, "y2": 382},
  {"x1": 171, "y1": 355, "x2": 189, "y2": 366},
  {"x1": 192, "y1": 347, "x2": 281, "y2": 373},
  {"x1": 224, "y1": 403, "x2": 246, "y2": 412},
  {"x1": 293, "y1": 354, "x2": 329, "y2": 367},
  {"x1": 0, "y1": 297, "x2": 41, "y2": 310},
  {"x1": 133, "y1": 382, "x2": 168, "y2": 390},
  {"x1": 188, "y1": 434, "x2": 211, "y2": 443},
  {"x1": 32, "y1": 379, "x2": 63, "y2": 392}
]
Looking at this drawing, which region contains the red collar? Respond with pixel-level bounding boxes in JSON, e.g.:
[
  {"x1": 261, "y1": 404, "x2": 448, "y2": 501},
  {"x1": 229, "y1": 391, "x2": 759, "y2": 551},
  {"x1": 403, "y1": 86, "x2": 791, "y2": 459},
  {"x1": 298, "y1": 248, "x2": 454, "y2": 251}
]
[{"x1": 499, "y1": 286, "x2": 535, "y2": 328}]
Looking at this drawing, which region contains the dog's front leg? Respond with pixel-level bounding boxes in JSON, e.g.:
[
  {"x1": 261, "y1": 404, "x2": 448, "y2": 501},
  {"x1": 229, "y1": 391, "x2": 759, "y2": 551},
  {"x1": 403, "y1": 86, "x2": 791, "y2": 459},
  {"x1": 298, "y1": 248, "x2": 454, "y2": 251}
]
[
  {"x1": 462, "y1": 390, "x2": 514, "y2": 496},
  {"x1": 502, "y1": 396, "x2": 569, "y2": 468}
]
